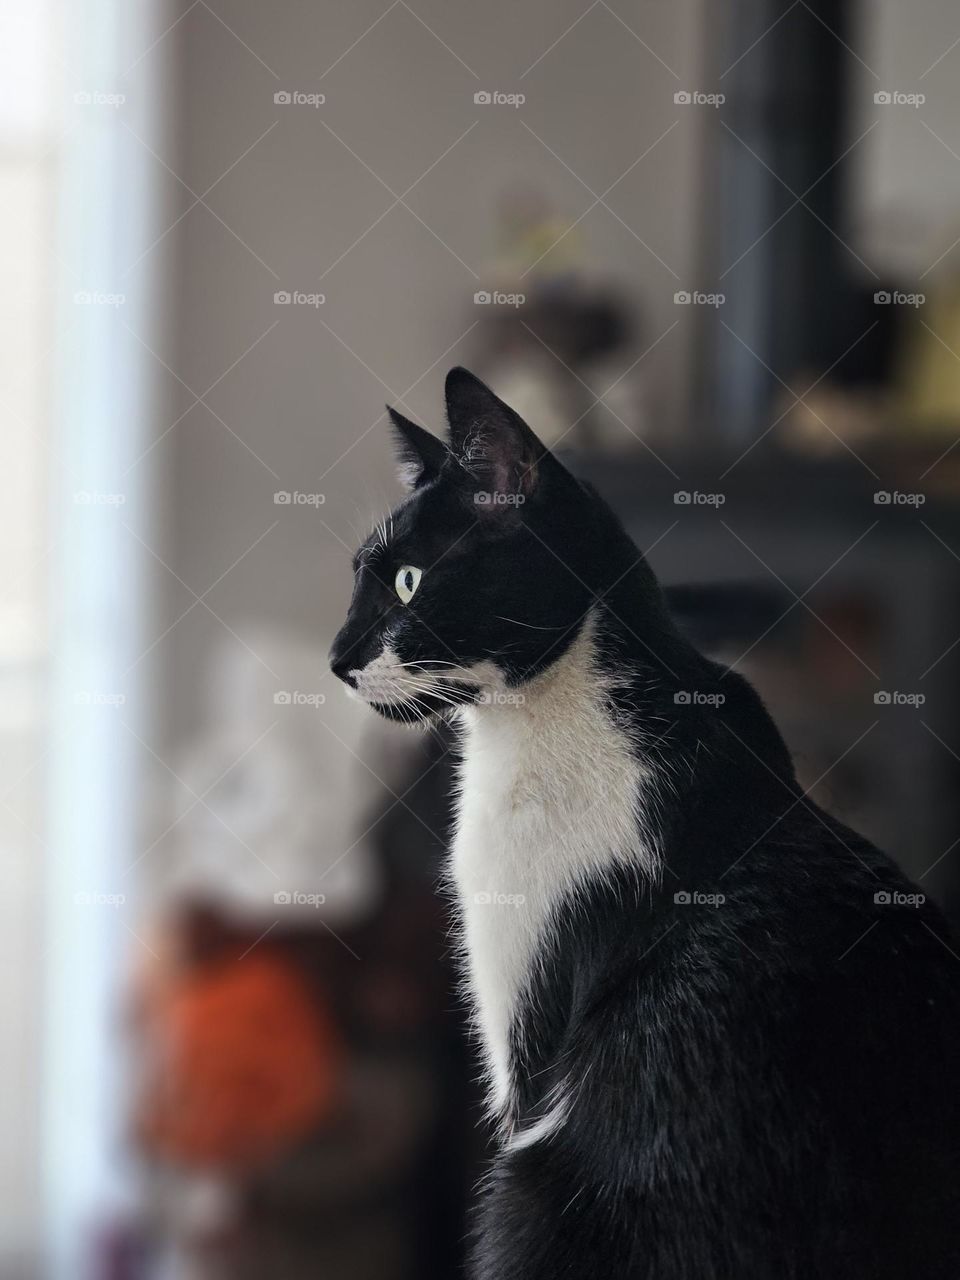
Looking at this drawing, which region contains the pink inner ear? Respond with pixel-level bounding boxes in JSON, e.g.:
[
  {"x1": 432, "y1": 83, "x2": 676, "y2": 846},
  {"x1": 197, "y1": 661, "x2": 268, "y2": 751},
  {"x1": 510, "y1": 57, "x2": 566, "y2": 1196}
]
[
  {"x1": 516, "y1": 452, "x2": 539, "y2": 496},
  {"x1": 489, "y1": 451, "x2": 516, "y2": 499},
  {"x1": 444, "y1": 367, "x2": 545, "y2": 501},
  {"x1": 459, "y1": 421, "x2": 538, "y2": 504},
  {"x1": 465, "y1": 437, "x2": 537, "y2": 517},
  {"x1": 396, "y1": 459, "x2": 423, "y2": 491},
  {"x1": 489, "y1": 436, "x2": 538, "y2": 501}
]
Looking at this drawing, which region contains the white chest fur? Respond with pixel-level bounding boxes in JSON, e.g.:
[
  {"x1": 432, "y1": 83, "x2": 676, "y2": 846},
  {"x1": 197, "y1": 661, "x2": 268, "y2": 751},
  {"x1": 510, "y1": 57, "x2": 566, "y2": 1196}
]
[{"x1": 450, "y1": 619, "x2": 651, "y2": 1120}]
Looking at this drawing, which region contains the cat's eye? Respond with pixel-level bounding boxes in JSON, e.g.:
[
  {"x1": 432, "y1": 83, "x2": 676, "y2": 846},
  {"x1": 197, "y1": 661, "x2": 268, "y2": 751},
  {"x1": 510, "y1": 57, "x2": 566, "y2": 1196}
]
[{"x1": 394, "y1": 565, "x2": 422, "y2": 604}]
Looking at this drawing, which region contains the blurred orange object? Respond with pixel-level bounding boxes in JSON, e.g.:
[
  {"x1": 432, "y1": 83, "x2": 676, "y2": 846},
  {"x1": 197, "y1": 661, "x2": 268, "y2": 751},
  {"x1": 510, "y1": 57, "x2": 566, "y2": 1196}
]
[{"x1": 139, "y1": 945, "x2": 339, "y2": 1170}]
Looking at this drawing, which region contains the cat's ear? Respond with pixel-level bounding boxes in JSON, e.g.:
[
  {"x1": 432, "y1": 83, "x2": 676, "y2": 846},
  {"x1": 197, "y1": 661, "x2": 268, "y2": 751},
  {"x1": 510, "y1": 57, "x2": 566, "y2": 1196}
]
[
  {"x1": 444, "y1": 367, "x2": 544, "y2": 506},
  {"x1": 386, "y1": 406, "x2": 448, "y2": 491}
]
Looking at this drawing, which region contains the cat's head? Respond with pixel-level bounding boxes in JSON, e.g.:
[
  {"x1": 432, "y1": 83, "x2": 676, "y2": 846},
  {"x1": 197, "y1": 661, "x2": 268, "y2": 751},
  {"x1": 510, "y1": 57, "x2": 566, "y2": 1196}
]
[{"x1": 329, "y1": 367, "x2": 621, "y2": 723}]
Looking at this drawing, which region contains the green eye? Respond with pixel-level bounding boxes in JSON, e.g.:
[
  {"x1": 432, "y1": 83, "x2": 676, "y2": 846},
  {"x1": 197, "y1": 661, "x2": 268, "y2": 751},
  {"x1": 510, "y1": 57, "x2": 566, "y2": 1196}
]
[{"x1": 395, "y1": 565, "x2": 422, "y2": 604}]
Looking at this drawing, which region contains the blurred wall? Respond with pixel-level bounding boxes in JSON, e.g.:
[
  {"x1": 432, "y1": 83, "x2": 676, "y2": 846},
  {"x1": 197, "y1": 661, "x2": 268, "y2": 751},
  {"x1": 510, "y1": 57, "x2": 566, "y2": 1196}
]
[
  {"x1": 854, "y1": 0, "x2": 960, "y2": 274},
  {"x1": 157, "y1": 0, "x2": 708, "y2": 753}
]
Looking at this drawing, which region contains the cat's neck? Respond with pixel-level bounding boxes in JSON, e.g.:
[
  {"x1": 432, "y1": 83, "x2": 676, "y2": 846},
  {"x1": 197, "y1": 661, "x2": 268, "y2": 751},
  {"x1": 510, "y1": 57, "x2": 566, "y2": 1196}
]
[
  {"x1": 450, "y1": 612, "x2": 657, "y2": 1122},
  {"x1": 462, "y1": 613, "x2": 609, "y2": 741},
  {"x1": 455, "y1": 608, "x2": 661, "y2": 869}
]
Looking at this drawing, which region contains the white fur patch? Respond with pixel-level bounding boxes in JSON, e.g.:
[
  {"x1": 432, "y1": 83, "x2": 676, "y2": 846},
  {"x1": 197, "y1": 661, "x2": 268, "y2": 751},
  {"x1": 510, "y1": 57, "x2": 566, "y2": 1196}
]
[
  {"x1": 349, "y1": 644, "x2": 407, "y2": 705},
  {"x1": 350, "y1": 644, "x2": 479, "y2": 713},
  {"x1": 503, "y1": 1080, "x2": 571, "y2": 1153},
  {"x1": 449, "y1": 614, "x2": 653, "y2": 1125},
  {"x1": 396, "y1": 461, "x2": 423, "y2": 491}
]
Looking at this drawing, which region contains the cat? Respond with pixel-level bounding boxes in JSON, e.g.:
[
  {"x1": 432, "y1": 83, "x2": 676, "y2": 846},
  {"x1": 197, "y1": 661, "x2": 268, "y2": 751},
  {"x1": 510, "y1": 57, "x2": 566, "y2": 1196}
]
[{"x1": 330, "y1": 367, "x2": 960, "y2": 1279}]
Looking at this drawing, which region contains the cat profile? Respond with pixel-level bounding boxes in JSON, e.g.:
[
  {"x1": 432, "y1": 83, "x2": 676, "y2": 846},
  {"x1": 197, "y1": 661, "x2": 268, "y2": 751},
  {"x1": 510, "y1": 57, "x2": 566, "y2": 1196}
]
[{"x1": 331, "y1": 367, "x2": 960, "y2": 1279}]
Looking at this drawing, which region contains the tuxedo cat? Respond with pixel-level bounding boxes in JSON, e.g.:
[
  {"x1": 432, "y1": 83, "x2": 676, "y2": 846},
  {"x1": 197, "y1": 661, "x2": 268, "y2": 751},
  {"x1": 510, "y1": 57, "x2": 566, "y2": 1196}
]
[{"x1": 330, "y1": 368, "x2": 960, "y2": 1279}]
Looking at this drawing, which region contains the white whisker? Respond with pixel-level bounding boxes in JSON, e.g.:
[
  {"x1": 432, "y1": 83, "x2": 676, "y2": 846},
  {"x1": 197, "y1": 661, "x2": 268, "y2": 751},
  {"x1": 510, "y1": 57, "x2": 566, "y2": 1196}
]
[{"x1": 494, "y1": 614, "x2": 573, "y2": 631}]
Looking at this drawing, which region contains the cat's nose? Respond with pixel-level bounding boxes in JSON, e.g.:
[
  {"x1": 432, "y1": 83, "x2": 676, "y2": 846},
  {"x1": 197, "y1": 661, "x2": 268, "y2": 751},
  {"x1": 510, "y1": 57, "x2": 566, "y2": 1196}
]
[
  {"x1": 329, "y1": 633, "x2": 357, "y2": 686},
  {"x1": 330, "y1": 654, "x2": 357, "y2": 687},
  {"x1": 331, "y1": 657, "x2": 356, "y2": 686}
]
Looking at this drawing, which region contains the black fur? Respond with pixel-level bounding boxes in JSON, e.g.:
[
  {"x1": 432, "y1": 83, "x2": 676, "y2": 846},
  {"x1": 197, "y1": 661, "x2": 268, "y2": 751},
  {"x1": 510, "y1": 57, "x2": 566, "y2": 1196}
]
[{"x1": 331, "y1": 369, "x2": 960, "y2": 1278}]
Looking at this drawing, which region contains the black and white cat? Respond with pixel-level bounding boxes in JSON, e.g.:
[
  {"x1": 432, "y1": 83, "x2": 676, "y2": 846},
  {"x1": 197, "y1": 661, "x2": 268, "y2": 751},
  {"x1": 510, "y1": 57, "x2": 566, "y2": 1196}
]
[{"x1": 330, "y1": 368, "x2": 960, "y2": 1279}]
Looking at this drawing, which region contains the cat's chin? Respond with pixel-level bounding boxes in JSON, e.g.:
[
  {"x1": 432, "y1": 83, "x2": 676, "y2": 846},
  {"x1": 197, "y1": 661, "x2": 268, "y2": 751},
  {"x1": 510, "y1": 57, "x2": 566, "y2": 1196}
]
[{"x1": 367, "y1": 681, "x2": 483, "y2": 725}]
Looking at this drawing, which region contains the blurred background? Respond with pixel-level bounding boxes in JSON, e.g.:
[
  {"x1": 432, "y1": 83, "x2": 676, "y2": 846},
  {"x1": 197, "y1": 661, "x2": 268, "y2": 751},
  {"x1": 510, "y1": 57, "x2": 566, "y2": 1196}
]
[{"x1": 5, "y1": 0, "x2": 960, "y2": 1276}]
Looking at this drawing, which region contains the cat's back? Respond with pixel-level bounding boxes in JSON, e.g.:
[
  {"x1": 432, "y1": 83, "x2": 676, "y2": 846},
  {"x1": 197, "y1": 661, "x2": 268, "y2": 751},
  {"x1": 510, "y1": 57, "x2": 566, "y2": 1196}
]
[{"x1": 490, "y1": 822, "x2": 960, "y2": 1280}]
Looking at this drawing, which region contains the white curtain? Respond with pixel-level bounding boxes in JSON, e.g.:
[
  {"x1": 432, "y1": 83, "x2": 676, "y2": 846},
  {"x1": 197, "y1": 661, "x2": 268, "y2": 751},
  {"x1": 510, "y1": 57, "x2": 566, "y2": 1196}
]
[{"x1": 41, "y1": 1, "x2": 170, "y2": 1275}]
